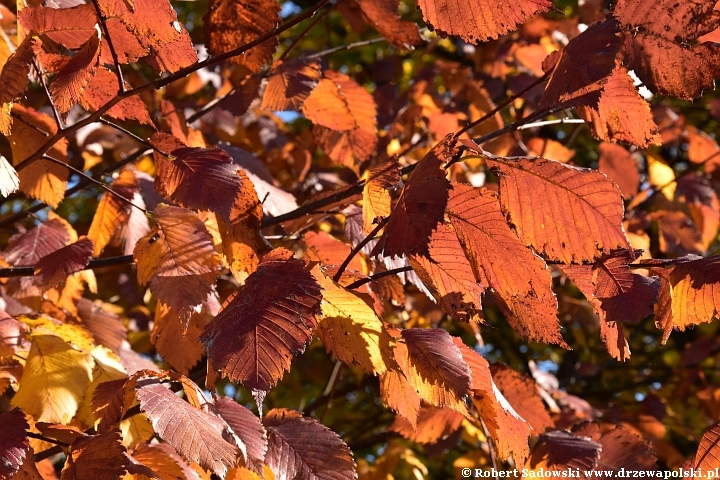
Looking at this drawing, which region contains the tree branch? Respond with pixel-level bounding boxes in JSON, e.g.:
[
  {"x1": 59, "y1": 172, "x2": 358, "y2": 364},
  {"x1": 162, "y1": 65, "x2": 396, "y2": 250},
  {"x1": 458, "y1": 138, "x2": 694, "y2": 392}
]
[
  {"x1": 333, "y1": 216, "x2": 389, "y2": 282},
  {"x1": 346, "y1": 266, "x2": 413, "y2": 290},
  {"x1": 0, "y1": 254, "x2": 134, "y2": 278}
]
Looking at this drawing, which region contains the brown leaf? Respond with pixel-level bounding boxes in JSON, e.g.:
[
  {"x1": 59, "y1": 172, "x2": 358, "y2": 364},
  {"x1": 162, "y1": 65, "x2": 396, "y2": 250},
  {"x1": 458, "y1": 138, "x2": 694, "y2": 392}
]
[
  {"x1": 526, "y1": 431, "x2": 602, "y2": 473},
  {"x1": 540, "y1": 19, "x2": 621, "y2": 108},
  {"x1": 390, "y1": 405, "x2": 464, "y2": 444},
  {"x1": 342, "y1": 0, "x2": 422, "y2": 49},
  {"x1": 19, "y1": 4, "x2": 97, "y2": 49},
  {"x1": 363, "y1": 157, "x2": 400, "y2": 235},
  {"x1": 416, "y1": 0, "x2": 552, "y2": 42},
  {"x1": 92, "y1": 378, "x2": 133, "y2": 433},
  {"x1": 133, "y1": 204, "x2": 222, "y2": 321},
  {"x1": 490, "y1": 363, "x2": 554, "y2": 434},
  {"x1": 204, "y1": 0, "x2": 279, "y2": 72},
  {"x1": 487, "y1": 156, "x2": 629, "y2": 263},
  {"x1": 599, "y1": 320, "x2": 630, "y2": 361},
  {"x1": 151, "y1": 304, "x2": 206, "y2": 375},
  {"x1": 615, "y1": 0, "x2": 720, "y2": 100},
  {"x1": 49, "y1": 34, "x2": 101, "y2": 115},
  {"x1": 573, "y1": 422, "x2": 658, "y2": 473},
  {"x1": 77, "y1": 299, "x2": 125, "y2": 355},
  {"x1": 2, "y1": 216, "x2": 72, "y2": 268},
  {"x1": 598, "y1": 142, "x2": 639, "y2": 198},
  {"x1": 454, "y1": 339, "x2": 530, "y2": 465},
  {"x1": 215, "y1": 397, "x2": 267, "y2": 475},
  {"x1": 577, "y1": 64, "x2": 661, "y2": 148},
  {"x1": 88, "y1": 169, "x2": 138, "y2": 257},
  {"x1": 0, "y1": 36, "x2": 34, "y2": 133},
  {"x1": 263, "y1": 408, "x2": 356, "y2": 480},
  {"x1": 397, "y1": 328, "x2": 471, "y2": 413},
  {"x1": 80, "y1": 68, "x2": 153, "y2": 125},
  {"x1": 9, "y1": 105, "x2": 70, "y2": 208},
  {"x1": 154, "y1": 145, "x2": 241, "y2": 222},
  {"x1": 0, "y1": 408, "x2": 30, "y2": 479},
  {"x1": 695, "y1": 420, "x2": 720, "y2": 474},
  {"x1": 409, "y1": 223, "x2": 484, "y2": 323},
  {"x1": 653, "y1": 210, "x2": 704, "y2": 255},
  {"x1": 372, "y1": 137, "x2": 454, "y2": 258},
  {"x1": 446, "y1": 184, "x2": 566, "y2": 347},
  {"x1": 59, "y1": 430, "x2": 127, "y2": 480},
  {"x1": 261, "y1": 60, "x2": 321, "y2": 112},
  {"x1": 201, "y1": 248, "x2": 322, "y2": 391},
  {"x1": 124, "y1": 443, "x2": 185, "y2": 480},
  {"x1": 33, "y1": 237, "x2": 93, "y2": 292},
  {"x1": 135, "y1": 381, "x2": 240, "y2": 478}
]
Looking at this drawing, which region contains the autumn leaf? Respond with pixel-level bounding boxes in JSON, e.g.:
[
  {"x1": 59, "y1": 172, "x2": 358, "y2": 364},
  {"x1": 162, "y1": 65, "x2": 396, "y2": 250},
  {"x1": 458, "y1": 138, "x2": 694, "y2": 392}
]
[
  {"x1": 490, "y1": 363, "x2": 554, "y2": 434},
  {"x1": 11, "y1": 335, "x2": 94, "y2": 424},
  {"x1": 215, "y1": 397, "x2": 267, "y2": 475},
  {"x1": 136, "y1": 380, "x2": 241, "y2": 477},
  {"x1": 0, "y1": 408, "x2": 30, "y2": 479},
  {"x1": 372, "y1": 136, "x2": 455, "y2": 258},
  {"x1": 446, "y1": 184, "x2": 567, "y2": 347},
  {"x1": 380, "y1": 369, "x2": 421, "y2": 428},
  {"x1": 88, "y1": 169, "x2": 139, "y2": 257},
  {"x1": 123, "y1": 443, "x2": 186, "y2": 480},
  {"x1": 201, "y1": 248, "x2": 322, "y2": 391},
  {"x1": 390, "y1": 405, "x2": 464, "y2": 444},
  {"x1": 487, "y1": 156, "x2": 629, "y2": 263},
  {"x1": 2, "y1": 216, "x2": 72, "y2": 268},
  {"x1": 59, "y1": 430, "x2": 127, "y2": 480},
  {"x1": 33, "y1": 237, "x2": 94, "y2": 292},
  {"x1": 204, "y1": 0, "x2": 280, "y2": 72},
  {"x1": 526, "y1": 431, "x2": 602, "y2": 474},
  {"x1": 340, "y1": 0, "x2": 422, "y2": 50},
  {"x1": 362, "y1": 157, "x2": 400, "y2": 235},
  {"x1": 0, "y1": 36, "x2": 34, "y2": 134},
  {"x1": 261, "y1": 60, "x2": 321, "y2": 112},
  {"x1": 416, "y1": 0, "x2": 552, "y2": 42},
  {"x1": 263, "y1": 409, "x2": 356, "y2": 480},
  {"x1": 573, "y1": 422, "x2": 658, "y2": 473},
  {"x1": 598, "y1": 142, "x2": 639, "y2": 199},
  {"x1": 19, "y1": 4, "x2": 97, "y2": 49},
  {"x1": 313, "y1": 268, "x2": 397, "y2": 376},
  {"x1": 8, "y1": 105, "x2": 70, "y2": 208},
  {"x1": 80, "y1": 68, "x2": 154, "y2": 125},
  {"x1": 695, "y1": 420, "x2": 720, "y2": 474},
  {"x1": 49, "y1": 33, "x2": 101, "y2": 115},
  {"x1": 134, "y1": 204, "x2": 222, "y2": 322}
]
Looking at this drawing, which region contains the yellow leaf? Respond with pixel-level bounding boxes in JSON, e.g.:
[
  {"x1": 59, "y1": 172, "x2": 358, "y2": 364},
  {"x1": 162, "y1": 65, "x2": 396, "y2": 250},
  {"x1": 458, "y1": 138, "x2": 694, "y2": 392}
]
[
  {"x1": 119, "y1": 414, "x2": 154, "y2": 448},
  {"x1": 18, "y1": 315, "x2": 95, "y2": 351},
  {"x1": 11, "y1": 335, "x2": 93, "y2": 423},
  {"x1": 647, "y1": 153, "x2": 676, "y2": 199},
  {"x1": 76, "y1": 346, "x2": 127, "y2": 428},
  {"x1": 314, "y1": 268, "x2": 396, "y2": 375}
]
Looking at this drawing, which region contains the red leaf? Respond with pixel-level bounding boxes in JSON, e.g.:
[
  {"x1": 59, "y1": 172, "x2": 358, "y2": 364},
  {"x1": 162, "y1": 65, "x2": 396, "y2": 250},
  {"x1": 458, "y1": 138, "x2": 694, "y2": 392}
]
[
  {"x1": 261, "y1": 60, "x2": 321, "y2": 112},
  {"x1": 263, "y1": 408, "x2": 357, "y2": 480},
  {"x1": 0, "y1": 408, "x2": 30, "y2": 478},
  {"x1": 33, "y1": 237, "x2": 94, "y2": 292},
  {"x1": 446, "y1": 184, "x2": 567, "y2": 348},
  {"x1": 19, "y1": 4, "x2": 97, "y2": 49},
  {"x1": 49, "y1": 33, "x2": 101, "y2": 115},
  {"x1": 201, "y1": 248, "x2": 323, "y2": 391},
  {"x1": 79, "y1": 68, "x2": 153, "y2": 125},
  {"x1": 416, "y1": 0, "x2": 552, "y2": 42},
  {"x1": 154, "y1": 146, "x2": 241, "y2": 222},
  {"x1": 372, "y1": 137, "x2": 454, "y2": 258},
  {"x1": 490, "y1": 363, "x2": 554, "y2": 434},
  {"x1": 573, "y1": 422, "x2": 658, "y2": 473},
  {"x1": 59, "y1": 430, "x2": 127, "y2": 480},
  {"x1": 135, "y1": 381, "x2": 241, "y2": 478},
  {"x1": 390, "y1": 405, "x2": 464, "y2": 444},
  {"x1": 215, "y1": 397, "x2": 268, "y2": 475},
  {"x1": 487, "y1": 156, "x2": 629, "y2": 263},
  {"x1": 340, "y1": 0, "x2": 422, "y2": 50},
  {"x1": 2, "y1": 217, "x2": 72, "y2": 267},
  {"x1": 0, "y1": 36, "x2": 34, "y2": 132}
]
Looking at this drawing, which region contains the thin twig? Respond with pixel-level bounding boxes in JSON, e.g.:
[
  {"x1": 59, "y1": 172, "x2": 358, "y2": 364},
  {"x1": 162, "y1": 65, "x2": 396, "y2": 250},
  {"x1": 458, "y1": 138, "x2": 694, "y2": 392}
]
[
  {"x1": 0, "y1": 254, "x2": 134, "y2": 278},
  {"x1": 26, "y1": 432, "x2": 70, "y2": 447},
  {"x1": 346, "y1": 266, "x2": 413, "y2": 290},
  {"x1": 480, "y1": 419, "x2": 500, "y2": 478},
  {"x1": 41, "y1": 155, "x2": 147, "y2": 213},
  {"x1": 32, "y1": 59, "x2": 63, "y2": 130},
  {"x1": 98, "y1": 117, "x2": 168, "y2": 156},
  {"x1": 279, "y1": 5, "x2": 332, "y2": 61},
  {"x1": 333, "y1": 216, "x2": 389, "y2": 282},
  {"x1": 305, "y1": 37, "x2": 387, "y2": 60},
  {"x1": 516, "y1": 118, "x2": 585, "y2": 130},
  {"x1": 91, "y1": 0, "x2": 125, "y2": 93},
  {"x1": 14, "y1": 0, "x2": 332, "y2": 174}
]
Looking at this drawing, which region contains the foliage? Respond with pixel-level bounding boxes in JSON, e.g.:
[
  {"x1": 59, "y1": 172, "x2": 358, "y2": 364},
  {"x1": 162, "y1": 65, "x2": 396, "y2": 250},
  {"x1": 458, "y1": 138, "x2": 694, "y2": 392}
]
[{"x1": 1, "y1": 0, "x2": 720, "y2": 478}]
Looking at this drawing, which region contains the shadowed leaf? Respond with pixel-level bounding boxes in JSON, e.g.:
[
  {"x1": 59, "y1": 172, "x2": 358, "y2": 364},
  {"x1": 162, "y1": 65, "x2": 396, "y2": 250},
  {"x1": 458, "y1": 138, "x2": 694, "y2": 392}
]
[
  {"x1": 49, "y1": 33, "x2": 101, "y2": 115},
  {"x1": 0, "y1": 408, "x2": 30, "y2": 479},
  {"x1": 363, "y1": 157, "x2": 400, "y2": 235},
  {"x1": 490, "y1": 363, "x2": 554, "y2": 434},
  {"x1": 80, "y1": 68, "x2": 153, "y2": 125},
  {"x1": 598, "y1": 142, "x2": 639, "y2": 198},
  {"x1": 88, "y1": 169, "x2": 138, "y2": 257},
  {"x1": 215, "y1": 397, "x2": 267, "y2": 476},
  {"x1": 341, "y1": 0, "x2": 422, "y2": 49},
  {"x1": 264, "y1": 408, "x2": 357, "y2": 480},
  {"x1": 34, "y1": 237, "x2": 94, "y2": 292},
  {"x1": 695, "y1": 420, "x2": 720, "y2": 474},
  {"x1": 201, "y1": 248, "x2": 322, "y2": 391},
  {"x1": 573, "y1": 422, "x2": 657, "y2": 473},
  {"x1": 0, "y1": 36, "x2": 34, "y2": 134}
]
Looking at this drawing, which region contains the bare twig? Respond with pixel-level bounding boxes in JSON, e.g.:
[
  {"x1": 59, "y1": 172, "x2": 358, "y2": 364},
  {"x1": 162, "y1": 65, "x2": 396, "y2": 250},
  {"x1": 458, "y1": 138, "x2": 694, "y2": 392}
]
[
  {"x1": 26, "y1": 432, "x2": 70, "y2": 447},
  {"x1": 279, "y1": 5, "x2": 333, "y2": 61},
  {"x1": 305, "y1": 37, "x2": 387, "y2": 60},
  {"x1": 516, "y1": 117, "x2": 585, "y2": 130},
  {"x1": 0, "y1": 254, "x2": 134, "y2": 278},
  {"x1": 346, "y1": 266, "x2": 413, "y2": 290},
  {"x1": 32, "y1": 59, "x2": 63, "y2": 130},
  {"x1": 333, "y1": 216, "x2": 389, "y2": 282},
  {"x1": 98, "y1": 117, "x2": 168, "y2": 156}
]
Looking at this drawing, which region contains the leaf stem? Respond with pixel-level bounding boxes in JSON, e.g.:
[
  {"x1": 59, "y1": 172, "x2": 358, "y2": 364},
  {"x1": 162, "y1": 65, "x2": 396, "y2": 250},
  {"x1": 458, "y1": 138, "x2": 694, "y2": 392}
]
[{"x1": 333, "y1": 216, "x2": 389, "y2": 282}]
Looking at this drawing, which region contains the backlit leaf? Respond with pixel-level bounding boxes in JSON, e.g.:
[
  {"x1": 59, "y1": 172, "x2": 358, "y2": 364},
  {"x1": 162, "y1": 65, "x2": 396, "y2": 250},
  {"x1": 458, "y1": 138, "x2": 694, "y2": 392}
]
[
  {"x1": 134, "y1": 204, "x2": 222, "y2": 321},
  {"x1": 416, "y1": 0, "x2": 552, "y2": 42},
  {"x1": 201, "y1": 248, "x2": 322, "y2": 391},
  {"x1": 0, "y1": 408, "x2": 30, "y2": 479},
  {"x1": 88, "y1": 169, "x2": 139, "y2": 257},
  {"x1": 380, "y1": 369, "x2": 421, "y2": 428},
  {"x1": 19, "y1": 4, "x2": 97, "y2": 49},
  {"x1": 490, "y1": 363, "x2": 554, "y2": 434},
  {"x1": 151, "y1": 303, "x2": 206, "y2": 375},
  {"x1": 313, "y1": 268, "x2": 396, "y2": 376},
  {"x1": 154, "y1": 145, "x2": 241, "y2": 222},
  {"x1": 11, "y1": 335, "x2": 93, "y2": 424},
  {"x1": 204, "y1": 0, "x2": 280, "y2": 72},
  {"x1": 0, "y1": 155, "x2": 19, "y2": 197},
  {"x1": 362, "y1": 157, "x2": 400, "y2": 235},
  {"x1": 341, "y1": 0, "x2": 422, "y2": 50},
  {"x1": 136, "y1": 381, "x2": 240, "y2": 478},
  {"x1": 2, "y1": 216, "x2": 71, "y2": 268},
  {"x1": 487, "y1": 156, "x2": 629, "y2": 263},
  {"x1": 695, "y1": 420, "x2": 720, "y2": 474},
  {"x1": 597, "y1": 142, "x2": 639, "y2": 199},
  {"x1": 446, "y1": 184, "x2": 566, "y2": 347},
  {"x1": 261, "y1": 60, "x2": 321, "y2": 112},
  {"x1": 573, "y1": 422, "x2": 657, "y2": 473},
  {"x1": 80, "y1": 68, "x2": 153, "y2": 125},
  {"x1": 60, "y1": 430, "x2": 127, "y2": 480},
  {"x1": 0, "y1": 36, "x2": 34, "y2": 134},
  {"x1": 123, "y1": 443, "x2": 186, "y2": 480},
  {"x1": 49, "y1": 33, "x2": 101, "y2": 115},
  {"x1": 390, "y1": 405, "x2": 464, "y2": 444},
  {"x1": 372, "y1": 137, "x2": 454, "y2": 258},
  {"x1": 264, "y1": 409, "x2": 357, "y2": 480},
  {"x1": 33, "y1": 237, "x2": 93, "y2": 292},
  {"x1": 526, "y1": 431, "x2": 602, "y2": 474}
]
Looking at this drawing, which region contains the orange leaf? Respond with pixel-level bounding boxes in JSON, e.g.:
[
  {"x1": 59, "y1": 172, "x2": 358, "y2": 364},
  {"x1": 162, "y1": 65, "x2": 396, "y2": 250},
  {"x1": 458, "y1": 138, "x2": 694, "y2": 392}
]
[
  {"x1": 372, "y1": 137, "x2": 454, "y2": 258},
  {"x1": 204, "y1": 0, "x2": 280, "y2": 72},
  {"x1": 151, "y1": 304, "x2": 206, "y2": 375},
  {"x1": 486, "y1": 156, "x2": 629, "y2": 263},
  {"x1": 80, "y1": 68, "x2": 153, "y2": 125},
  {"x1": 416, "y1": 0, "x2": 552, "y2": 42},
  {"x1": 446, "y1": 184, "x2": 567, "y2": 348},
  {"x1": 0, "y1": 35, "x2": 34, "y2": 134},
  {"x1": 33, "y1": 237, "x2": 94, "y2": 292},
  {"x1": 59, "y1": 430, "x2": 127, "y2": 480},
  {"x1": 124, "y1": 444, "x2": 185, "y2": 480},
  {"x1": 490, "y1": 363, "x2": 554, "y2": 434},
  {"x1": 19, "y1": 4, "x2": 97, "y2": 49},
  {"x1": 201, "y1": 248, "x2": 322, "y2": 391},
  {"x1": 49, "y1": 33, "x2": 101, "y2": 115},
  {"x1": 362, "y1": 157, "x2": 400, "y2": 235},
  {"x1": 87, "y1": 169, "x2": 139, "y2": 257},
  {"x1": 261, "y1": 60, "x2": 321, "y2": 112},
  {"x1": 133, "y1": 204, "x2": 222, "y2": 320},
  {"x1": 390, "y1": 405, "x2": 464, "y2": 444},
  {"x1": 340, "y1": 0, "x2": 422, "y2": 49},
  {"x1": 380, "y1": 369, "x2": 421, "y2": 428},
  {"x1": 598, "y1": 142, "x2": 639, "y2": 199}
]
